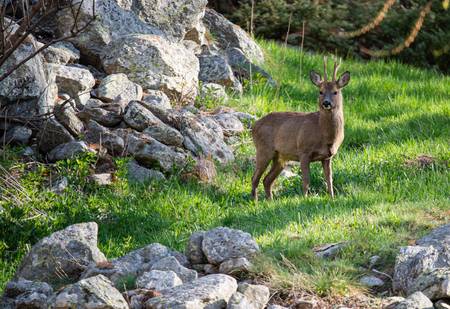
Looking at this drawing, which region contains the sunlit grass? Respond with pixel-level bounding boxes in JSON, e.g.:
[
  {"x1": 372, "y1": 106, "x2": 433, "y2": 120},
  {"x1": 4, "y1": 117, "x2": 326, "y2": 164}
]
[{"x1": 0, "y1": 40, "x2": 449, "y2": 297}]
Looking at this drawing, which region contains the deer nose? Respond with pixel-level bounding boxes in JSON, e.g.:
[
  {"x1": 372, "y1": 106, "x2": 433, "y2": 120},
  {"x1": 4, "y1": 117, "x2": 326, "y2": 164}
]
[{"x1": 322, "y1": 100, "x2": 332, "y2": 109}]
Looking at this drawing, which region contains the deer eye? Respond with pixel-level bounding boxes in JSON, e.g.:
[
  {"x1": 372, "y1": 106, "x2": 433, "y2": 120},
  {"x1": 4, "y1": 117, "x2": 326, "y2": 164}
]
[
  {"x1": 333, "y1": 91, "x2": 338, "y2": 95},
  {"x1": 319, "y1": 91, "x2": 324, "y2": 95}
]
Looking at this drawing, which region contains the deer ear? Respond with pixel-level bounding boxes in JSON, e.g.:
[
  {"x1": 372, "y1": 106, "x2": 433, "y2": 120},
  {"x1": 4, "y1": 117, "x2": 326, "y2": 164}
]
[
  {"x1": 310, "y1": 71, "x2": 322, "y2": 87},
  {"x1": 337, "y1": 71, "x2": 350, "y2": 88}
]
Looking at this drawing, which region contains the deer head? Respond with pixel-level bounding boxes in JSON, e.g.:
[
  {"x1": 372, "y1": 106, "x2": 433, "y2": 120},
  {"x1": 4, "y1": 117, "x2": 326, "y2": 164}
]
[{"x1": 309, "y1": 57, "x2": 350, "y2": 111}]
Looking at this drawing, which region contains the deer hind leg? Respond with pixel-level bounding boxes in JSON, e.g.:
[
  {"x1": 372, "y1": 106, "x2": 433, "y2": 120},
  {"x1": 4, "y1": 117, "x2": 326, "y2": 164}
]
[
  {"x1": 300, "y1": 157, "x2": 311, "y2": 196},
  {"x1": 322, "y1": 159, "x2": 334, "y2": 198},
  {"x1": 263, "y1": 156, "x2": 284, "y2": 200},
  {"x1": 251, "y1": 149, "x2": 273, "y2": 201}
]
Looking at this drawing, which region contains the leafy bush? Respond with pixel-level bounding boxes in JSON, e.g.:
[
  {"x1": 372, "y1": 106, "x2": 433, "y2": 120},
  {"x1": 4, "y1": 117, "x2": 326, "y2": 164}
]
[{"x1": 211, "y1": 0, "x2": 450, "y2": 73}]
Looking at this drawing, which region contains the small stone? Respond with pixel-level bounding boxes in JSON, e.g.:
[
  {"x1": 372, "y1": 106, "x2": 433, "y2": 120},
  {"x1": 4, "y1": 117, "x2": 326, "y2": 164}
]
[
  {"x1": 435, "y1": 300, "x2": 450, "y2": 309},
  {"x1": 37, "y1": 117, "x2": 75, "y2": 153},
  {"x1": 151, "y1": 256, "x2": 198, "y2": 283},
  {"x1": 369, "y1": 255, "x2": 381, "y2": 269},
  {"x1": 204, "y1": 264, "x2": 219, "y2": 274},
  {"x1": 95, "y1": 73, "x2": 143, "y2": 103},
  {"x1": 141, "y1": 90, "x2": 172, "y2": 110},
  {"x1": 359, "y1": 275, "x2": 384, "y2": 288},
  {"x1": 42, "y1": 41, "x2": 80, "y2": 64},
  {"x1": 88, "y1": 173, "x2": 113, "y2": 185},
  {"x1": 136, "y1": 270, "x2": 182, "y2": 291},
  {"x1": 313, "y1": 242, "x2": 348, "y2": 259},
  {"x1": 391, "y1": 291, "x2": 433, "y2": 309},
  {"x1": 50, "y1": 177, "x2": 69, "y2": 194},
  {"x1": 267, "y1": 305, "x2": 289, "y2": 309},
  {"x1": 227, "y1": 283, "x2": 269, "y2": 309},
  {"x1": 292, "y1": 299, "x2": 318, "y2": 309},
  {"x1": 219, "y1": 257, "x2": 252, "y2": 275}
]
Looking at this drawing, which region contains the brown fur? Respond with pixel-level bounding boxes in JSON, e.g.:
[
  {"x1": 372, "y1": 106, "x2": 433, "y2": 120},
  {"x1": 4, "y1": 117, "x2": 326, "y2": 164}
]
[{"x1": 251, "y1": 58, "x2": 350, "y2": 199}]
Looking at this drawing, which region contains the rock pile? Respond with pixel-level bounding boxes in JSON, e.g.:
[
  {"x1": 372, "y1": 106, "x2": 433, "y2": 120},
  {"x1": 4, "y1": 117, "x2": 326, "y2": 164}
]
[
  {"x1": 0, "y1": 222, "x2": 271, "y2": 309},
  {"x1": 0, "y1": 0, "x2": 269, "y2": 181},
  {"x1": 387, "y1": 223, "x2": 450, "y2": 308}
]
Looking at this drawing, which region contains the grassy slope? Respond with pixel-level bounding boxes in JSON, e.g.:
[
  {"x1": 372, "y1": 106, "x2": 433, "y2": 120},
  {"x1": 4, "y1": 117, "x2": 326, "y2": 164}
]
[{"x1": 0, "y1": 41, "x2": 449, "y2": 298}]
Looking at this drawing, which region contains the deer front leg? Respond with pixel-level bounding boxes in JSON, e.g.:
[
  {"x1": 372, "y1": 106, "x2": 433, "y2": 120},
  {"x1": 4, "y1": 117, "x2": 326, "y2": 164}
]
[
  {"x1": 322, "y1": 159, "x2": 334, "y2": 198},
  {"x1": 300, "y1": 157, "x2": 311, "y2": 196}
]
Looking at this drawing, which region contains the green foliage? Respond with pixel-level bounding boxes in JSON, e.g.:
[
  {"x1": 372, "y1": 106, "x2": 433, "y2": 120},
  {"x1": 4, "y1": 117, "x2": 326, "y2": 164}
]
[
  {"x1": 0, "y1": 42, "x2": 449, "y2": 298},
  {"x1": 223, "y1": 0, "x2": 450, "y2": 73}
]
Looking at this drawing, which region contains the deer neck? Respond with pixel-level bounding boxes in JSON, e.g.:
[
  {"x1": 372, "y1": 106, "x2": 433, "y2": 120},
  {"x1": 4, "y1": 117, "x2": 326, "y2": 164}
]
[{"x1": 319, "y1": 106, "x2": 344, "y2": 144}]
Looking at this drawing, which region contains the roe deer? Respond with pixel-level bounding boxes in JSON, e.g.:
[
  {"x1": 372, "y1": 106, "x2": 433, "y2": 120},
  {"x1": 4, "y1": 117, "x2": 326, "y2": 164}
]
[{"x1": 251, "y1": 57, "x2": 350, "y2": 200}]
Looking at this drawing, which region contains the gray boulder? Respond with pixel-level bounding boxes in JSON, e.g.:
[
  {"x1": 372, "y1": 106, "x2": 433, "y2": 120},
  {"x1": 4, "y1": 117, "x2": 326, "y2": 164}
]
[
  {"x1": 127, "y1": 160, "x2": 166, "y2": 183},
  {"x1": 393, "y1": 246, "x2": 440, "y2": 293},
  {"x1": 47, "y1": 141, "x2": 91, "y2": 162},
  {"x1": 135, "y1": 137, "x2": 187, "y2": 172},
  {"x1": 1, "y1": 278, "x2": 54, "y2": 309},
  {"x1": 42, "y1": 41, "x2": 80, "y2": 64},
  {"x1": 179, "y1": 111, "x2": 234, "y2": 163},
  {"x1": 2, "y1": 126, "x2": 32, "y2": 145},
  {"x1": 136, "y1": 270, "x2": 182, "y2": 291},
  {"x1": 202, "y1": 227, "x2": 260, "y2": 265},
  {"x1": 203, "y1": 9, "x2": 264, "y2": 63},
  {"x1": 124, "y1": 101, "x2": 164, "y2": 132},
  {"x1": 78, "y1": 98, "x2": 124, "y2": 127},
  {"x1": 95, "y1": 73, "x2": 143, "y2": 103},
  {"x1": 151, "y1": 256, "x2": 197, "y2": 283},
  {"x1": 198, "y1": 52, "x2": 237, "y2": 88},
  {"x1": 416, "y1": 224, "x2": 450, "y2": 268},
  {"x1": 89, "y1": 173, "x2": 113, "y2": 185},
  {"x1": 141, "y1": 90, "x2": 172, "y2": 110},
  {"x1": 37, "y1": 117, "x2": 75, "y2": 153},
  {"x1": 54, "y1": 102, "x2": 85, "y2": 136},
  {"x1": 0, "y1": 32, "x2": 47, "y2": 101},
  {"x1": 114, "y1": 128, "x2": 148, "y2": 155},
  {"x1": 227, "y1": 283, "x2": 270, "y2": 309},
  {"x1": 15, "y1": 222, "x2": 106, "y2": 287},
  {"x1": 219, "y1": 257, "x2": 252, "y2": 275},
  {"x1": 50, "y1": 275, "x2": 128, "y2": 309},
  {"x1": 391, "y1": 291, "x2": 433, "y2": 309},
  {"x1": 359, "y1": 275, "x2": 384, "y2": 288},
  {"x1": 186, "y1": 231, "x2": 207, "y2": 265},
  {"x1": 143, "y1": 125, "x2": 184, "y2": 148},
  {"x1": 101, "y1": 34, "x2": 199, "y2": 102},
  {"x1": 145, "y1": 274, "x2": 237, "y2": 309},
  {"x1": 435, "y1": 300, "x2": 450, "y2": 309},
  {"x1": 48, "y1": 64, "x2": 95, "y2": 107},
  {"x1": 212, "y1": 112, "x2": 245, "y2": 137},
  {"x1": 407, "y1": 268, "x2": 450, "y2": 301}
]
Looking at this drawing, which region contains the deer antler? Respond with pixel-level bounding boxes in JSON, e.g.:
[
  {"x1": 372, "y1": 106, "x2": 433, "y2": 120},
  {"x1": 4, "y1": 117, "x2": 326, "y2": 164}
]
[
  {"x1": 332, "y1": 57, "x2": 342, "y2": 81},
  {"x1": 323, "y1": 56, "x2": 328, "y2": 82}
]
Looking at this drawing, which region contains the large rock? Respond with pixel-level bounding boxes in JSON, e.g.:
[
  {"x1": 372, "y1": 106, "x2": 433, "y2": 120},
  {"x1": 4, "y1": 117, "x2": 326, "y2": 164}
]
[
  {"x1": 150, "y1": 256, "x2": 198, "y2": 283},
  {"x1": 124, "y1": 101, "x2": 183, "y2": 147},
  {"x1": 47, "y1": 141, "x2": 91, "y2": 162},
  {"x1": 50, "y1": 275, "x2": 128, "y2": 309},
  {"x1": 203, "y1": 9, "x2": 264, "y2": 63},
  {"x1": 48, "y1": 64, "x2": 95, "y2": 107},
  {"x1": 393, "y1": 224, "x2": 450, "y2": 294},
  {"x1": 2, "y1": 126, "x2": 32, "y2": 145},
  {"x1": 54, "y1": 101, "x2": 85, "y2": 136},
  {"x1": 198, "y1": 52, "x2": 237, "y2": 88},
  {"x1": 0, "y1": 32, "x2": 47, "y2": 101},
  {"x1": 95, "y1": 73, "x2": 143, "y2": 103},
  {"x1": 186, "y1": 231, "x2": 207, "y2": 265},
  {"x1": 135, "y1": 137, "x2": 187, "y2": 173},
  {"x1": 42, "y1": 41, "x2": 80, "y2": 65},
  {"x1": 212, "y1": 112, "x2": 245, "y2": 137},
  {"x1": 145, "y1": 274, "x2": 237, "y2": 309},
  {"x1": 202, "y1": 227, "x2": 260, "y2": 265},
  {"x1": 78, "y1": 99, "x2": 124, "y2": 127},
  {"x1": 1, "y1": 278, "x2": 54, "y2": 309},
  {"x1": 179, "y1": 111, "x2": 234, "y2": 163},
  {"x1": 15, "y1": 222, "x2": 106, "y2": 287},
  {"x1": 136, "y1": 270, "x2": 182, "y2": 291},
  {"x1": 227, "y1": 283, "x2": 270, "y2": 309},
  {"x1": 408, "y1": 268, "x2": 450, "y2": 301},
  {"x1": 37, "y1": 117, "x2": 75, "y2": 153},
  {"x1": 101, "y1": 34, "x2": 199, "y2": 102},
  {"x1": 127, "y1": 160, "x2": 166, "y2": 183},
  {"x1": 141, "y1": 90, "x2": 172, "y2": 110}
]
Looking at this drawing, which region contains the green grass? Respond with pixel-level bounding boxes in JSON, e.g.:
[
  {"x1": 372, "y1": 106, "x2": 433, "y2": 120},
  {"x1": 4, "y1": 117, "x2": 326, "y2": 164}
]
[{"x1": 0, "y1": 40, "x2": 449, "y2": 299}]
